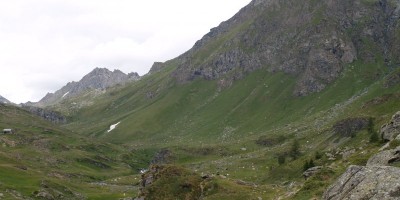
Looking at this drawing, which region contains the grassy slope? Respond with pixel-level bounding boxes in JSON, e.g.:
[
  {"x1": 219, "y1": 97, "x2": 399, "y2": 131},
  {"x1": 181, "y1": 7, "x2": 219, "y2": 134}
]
[
  {"x1": 58, "y1": 56, "x2": 400, "y2": 198},
  {"x1": 0, "y1": 104, "x2": 144, "y2": 199},
  {"x1": 33, "y1": 1, "x2": 400, "y2": 198}
]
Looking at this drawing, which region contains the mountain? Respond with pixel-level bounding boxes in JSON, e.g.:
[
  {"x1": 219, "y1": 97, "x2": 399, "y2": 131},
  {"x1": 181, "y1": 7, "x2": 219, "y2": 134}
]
[
  {"x1": 4, "y1": 0, "x2": 400, "y2": 199},
  {"x1": 0, "y1": 95, "x2": 11, "y2": 104},
  {"x1": 33, "y1": 67, "x2": 140, "y2": 107},
  {"x1": 170, "y1": 0, "x2": 400, "y2": 96}
]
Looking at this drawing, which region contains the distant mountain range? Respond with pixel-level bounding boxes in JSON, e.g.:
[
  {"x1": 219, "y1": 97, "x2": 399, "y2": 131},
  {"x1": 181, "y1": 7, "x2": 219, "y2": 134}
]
[{"x1": 29, "y1": 68, "x2": 140, "y2": 107}]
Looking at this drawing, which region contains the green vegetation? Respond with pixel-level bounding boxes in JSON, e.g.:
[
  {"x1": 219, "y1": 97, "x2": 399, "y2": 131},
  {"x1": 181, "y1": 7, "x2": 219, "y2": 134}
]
[{"x1": 1, "y1": 0, "x2": 400, "y2": 198}]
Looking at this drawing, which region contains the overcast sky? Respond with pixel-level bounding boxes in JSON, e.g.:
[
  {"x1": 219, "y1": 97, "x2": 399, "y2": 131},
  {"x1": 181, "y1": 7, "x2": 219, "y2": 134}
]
[{"x1": 0, "y1": 0, "x2": 252, "y2": 103}]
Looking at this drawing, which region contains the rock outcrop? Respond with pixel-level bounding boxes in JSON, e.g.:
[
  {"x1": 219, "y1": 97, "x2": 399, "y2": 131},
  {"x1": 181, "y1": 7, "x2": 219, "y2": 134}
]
[
  {"x1": 135, "y1": 165, "x2": 203, "y2": 200},
  {"x1": 22, "y1": 106, "x2": 67, "y2": 124},
  {"x1": 323, "y1": 165, "x2": 400, "y2": 200},
  {"x1": 171, "y1": 0, "x2": 400, "y2": 96},
  {"x1": 148, "y1": 62, "x2": 166, "y2": 74},
  {"x1": 367, "y1": 146, "x2": 400, "y2": 166},
  {"x1": 32, "y1": 68, "x2": 140, "y2": 107},
  {"x1": 324, "y1": 112, "x2": 400, "y2": 199},
  {"x1": 381, "y1": 111, "x2": 400, "y2": 141},
  {"x1": 332, "y1": 117, "x2": 369, "y2": 137},
  {"x1": 303, "y1": 166, "x2": 323, "y2": 180}
]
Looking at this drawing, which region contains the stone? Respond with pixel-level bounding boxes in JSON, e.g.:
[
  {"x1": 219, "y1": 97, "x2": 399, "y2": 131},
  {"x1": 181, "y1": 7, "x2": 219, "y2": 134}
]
[
  {"x1": 302, "y1": 166, "x2": 323, "y2": 179},
  {"x1": 380, "y1": 111, "x2": 400, "y2": 141},
  {"x1": 367, "y1": 146, "x2": 400, "y2": 166},
  {"x1": 323, "y1": 165, "x2": 400, "y2": 200}
]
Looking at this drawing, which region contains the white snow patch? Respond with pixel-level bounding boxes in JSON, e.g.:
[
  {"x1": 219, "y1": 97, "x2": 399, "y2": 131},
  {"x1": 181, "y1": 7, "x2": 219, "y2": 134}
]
[
  {"x1": 62, "y1": 92, "x2": 70, "y2": 98},
  {"x1": 107, "y1": 122, "x2": 121, "y2": 132}
]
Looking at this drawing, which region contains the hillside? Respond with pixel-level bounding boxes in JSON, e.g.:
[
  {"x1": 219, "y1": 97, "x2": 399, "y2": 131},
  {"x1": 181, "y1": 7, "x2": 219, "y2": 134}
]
[
  {"x1": 5, "y1": 0, "x2": 400, "y2": 199},
  {"x1": 0, "y1": 104, "x2": 146, "y2": 199}
]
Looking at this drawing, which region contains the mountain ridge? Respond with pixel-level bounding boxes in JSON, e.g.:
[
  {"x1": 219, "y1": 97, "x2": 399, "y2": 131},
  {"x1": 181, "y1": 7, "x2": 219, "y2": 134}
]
[
  {"x1": 166, "y1": 0, "x2": 400, "y2": 96},
  {"x1": 0, "y1": 95, "x2": 12, "y2": 104},
  {"x1": 30, "y1": 67, "x2": 140, "y2": 107}
]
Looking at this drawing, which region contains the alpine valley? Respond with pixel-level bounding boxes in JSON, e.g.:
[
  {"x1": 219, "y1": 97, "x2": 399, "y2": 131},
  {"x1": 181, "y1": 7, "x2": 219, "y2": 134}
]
[{"x1": 1, "y1": 0, "x2": 400, "y2": 199}]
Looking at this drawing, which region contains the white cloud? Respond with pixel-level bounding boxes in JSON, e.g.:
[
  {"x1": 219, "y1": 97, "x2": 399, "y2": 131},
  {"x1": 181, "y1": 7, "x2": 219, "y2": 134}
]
[{"x1": 0, "y1": 0, "x2": 252, "y2": 103}]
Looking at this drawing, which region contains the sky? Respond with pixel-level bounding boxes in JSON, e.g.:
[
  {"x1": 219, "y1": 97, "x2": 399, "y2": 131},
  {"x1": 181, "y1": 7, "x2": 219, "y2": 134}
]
[{"x1": 0, "y1": 0, "x2": 252, "y2": 104}]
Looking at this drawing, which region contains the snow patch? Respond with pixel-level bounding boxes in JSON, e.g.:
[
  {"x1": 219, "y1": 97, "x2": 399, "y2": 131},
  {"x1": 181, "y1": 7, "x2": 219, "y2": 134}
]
[
  {"x1": 107, "y1": 122, "x2": 121, "y2": 132},
  {"x1": 62, "y1": 92, "x2": 70, "y2": 98}
]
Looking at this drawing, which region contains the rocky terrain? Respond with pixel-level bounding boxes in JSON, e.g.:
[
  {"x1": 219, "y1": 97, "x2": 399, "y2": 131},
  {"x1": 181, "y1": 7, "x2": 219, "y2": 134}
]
[
  {"x1": 167, "y1": 0, "x2": 400, "y2": 96},
  {"x1": 323, "y1": 111, "x2": 400, "y2": 200},
  {"x1": 21, "y1": 106, "x2": 67, "y2": 124},
  {"x1": 1, "y1": 0, "x2": 400, "y2": 199},
  {"x1": 31, "y1": 68, "x2": 140, "y2": 107}
]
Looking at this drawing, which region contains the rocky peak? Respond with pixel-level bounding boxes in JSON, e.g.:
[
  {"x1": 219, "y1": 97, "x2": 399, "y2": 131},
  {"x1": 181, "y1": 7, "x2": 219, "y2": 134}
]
[
  {"x1": 0, "y1": 95, "x2": 12, "y2": 104},
  {"x1": 172, "y1": 0, "x2": 400, "y2": 96},
  {"x1": 32, "y1": 67, "x2": 140, "y2": 107}
]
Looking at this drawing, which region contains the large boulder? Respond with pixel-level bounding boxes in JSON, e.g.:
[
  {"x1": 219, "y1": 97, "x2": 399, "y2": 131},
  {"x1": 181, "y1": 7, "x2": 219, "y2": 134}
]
[
  {"x1": 381, "y1": 111, "x2": 400, "y2": 141},
  {"x1": 323, "y1": 165, "x2": 400, "y2": 200},
  {"x1": 367, "y1": 146, "x2": 400, "y2": 166}
]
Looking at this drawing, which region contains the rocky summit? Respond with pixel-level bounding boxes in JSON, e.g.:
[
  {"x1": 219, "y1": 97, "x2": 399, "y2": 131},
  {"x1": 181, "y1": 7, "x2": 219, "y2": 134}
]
[
  {"x1": 33, "y1": 68, "x2": 140, "y2": 107},
  {"x1": 0, "y1": 95, "x2": 11, "y2": 104}
]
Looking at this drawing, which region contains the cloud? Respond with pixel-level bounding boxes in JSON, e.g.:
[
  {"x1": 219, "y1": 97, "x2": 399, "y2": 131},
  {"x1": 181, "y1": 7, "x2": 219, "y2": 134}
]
[{"x1": 0, "y1": 0, "x2": 252, "y2": 103}]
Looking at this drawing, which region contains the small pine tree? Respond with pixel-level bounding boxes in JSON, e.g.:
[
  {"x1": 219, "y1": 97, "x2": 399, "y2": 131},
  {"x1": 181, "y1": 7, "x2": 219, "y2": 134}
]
[
  {"x1": 309, "y1": 159, "x2": 315, "y2": 168},
  {"x1": 303, "y1": 160, "x2": 310, "y2": 171},
  {"x1": 289, "y1": 139, "x2": 301, "y2": 160},
  {"x1": 277, "y1": 154, "x2": 286, "y2": 165},
  {"x1": 315, "y1": 151, "x2": 322, "y2": 160},
  {"x1": 368, "y1": 118, "x2": 379, "y2": 143}
]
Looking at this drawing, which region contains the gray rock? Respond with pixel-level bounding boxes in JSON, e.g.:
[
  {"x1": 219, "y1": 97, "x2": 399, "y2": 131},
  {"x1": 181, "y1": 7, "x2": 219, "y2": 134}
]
[
  {"x1": 21, "y1": 106, "x2": 67, "y2": 124},
  {"x1": 171, "y1": 0, "x2": 400, "y2": 96},
  {"x1": 148, "y1": 62, "x2": 166, "y2": 74},
  {"x1": 35, "y1": 190, "x2": 54, "y2": 200},
  {"x1": 380, "y1": 111, "x2": 400, "y2": 141},
  {"x1": 323, "y1": 165, "x2": 400, "y2": 200},
  {"x1": 367, "y1": 146, "x2": 400, "y2": 166},
  {"x1": 302, "y1": 166, "x2": 323, "y2": 179},
  {"x1": 30, "y1": 68, "x2": 140, "y2": 107}
]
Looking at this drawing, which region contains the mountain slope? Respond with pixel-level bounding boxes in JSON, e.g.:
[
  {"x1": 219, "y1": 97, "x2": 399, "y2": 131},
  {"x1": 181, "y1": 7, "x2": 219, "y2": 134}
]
[
  {"x1": 0, "y1": 104, "x2": 145, "y2": 199},
  {"x1": 171, "y1": 0, "x2": 400, "y2": 96},
  {"x1": 0, "y1": 95, "x2": 12, "y2": 104},
  {"x1": 29, "y1": 0, "x2": 400, "y2": 199}
]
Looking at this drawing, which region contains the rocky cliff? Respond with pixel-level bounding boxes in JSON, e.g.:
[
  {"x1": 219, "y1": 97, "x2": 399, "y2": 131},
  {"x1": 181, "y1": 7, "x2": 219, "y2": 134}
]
[
  {"x1": 22, "y1": 106, "x2": 67, "y2": 124},
  {"x1": 164, "y1": 0, "x2": 400, "y2": 96},
  {"x1": 33, "y1": 68, "x2": 140, "y2": 107}
]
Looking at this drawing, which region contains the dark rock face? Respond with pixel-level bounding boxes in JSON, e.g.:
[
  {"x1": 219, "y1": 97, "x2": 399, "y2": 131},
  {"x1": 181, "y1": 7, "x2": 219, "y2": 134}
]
[
  {"x1": 323, "y1": 165, "x2": 400, "y2": 200},
  {"x1": 332, "y1": 117, "x2": 369, "y2": 137},
  {"x1": 171, "y1": 0, "x2": 400, "y2": 96},
  {"x1": 33, "y1": 68, "x2": 140, "y2": 107},
  {"x1": 22, "y1": 106, "x2": 67, "y2": 124},
  {"x1": 381, "y1": 111, "x2": 400, "y2": 141}
]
